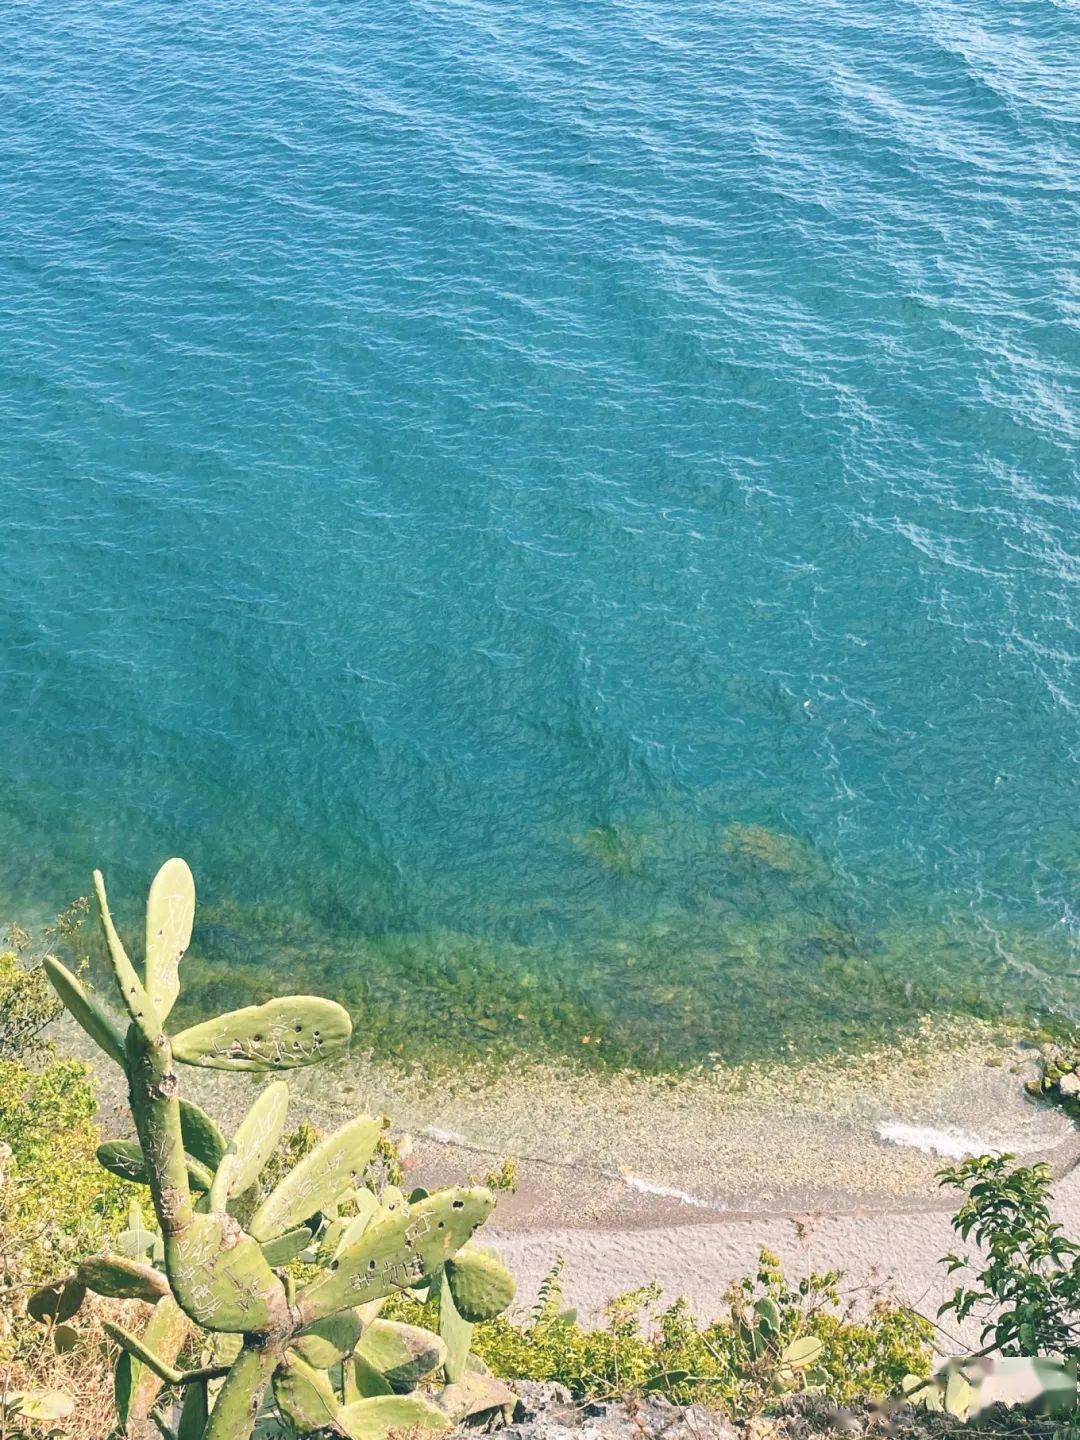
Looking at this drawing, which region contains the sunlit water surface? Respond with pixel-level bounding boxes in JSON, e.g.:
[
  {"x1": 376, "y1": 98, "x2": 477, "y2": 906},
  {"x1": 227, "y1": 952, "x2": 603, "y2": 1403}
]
[{"x1": 1, "y1": 0, "x2": 1077, "y2": 1070}]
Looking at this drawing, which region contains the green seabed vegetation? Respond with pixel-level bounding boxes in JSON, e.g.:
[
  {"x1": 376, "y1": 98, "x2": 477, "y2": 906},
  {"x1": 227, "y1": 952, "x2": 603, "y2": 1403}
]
[
  {"x1": 0, "y1": 898, "x2": 936, "y2": 1438},
  {"x1": 6, "y1": 862, "x2": 1080, "y2": 1439},
  {"x1": 133, "y1": 822, "x2": 1076, "y2": 1078}
]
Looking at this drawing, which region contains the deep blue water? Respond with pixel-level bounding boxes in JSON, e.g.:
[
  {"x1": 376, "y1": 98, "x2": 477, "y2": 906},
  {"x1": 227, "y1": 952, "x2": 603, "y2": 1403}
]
[{"x1": 1, "y1": 0, "x2": 1077, "y2": 1068}]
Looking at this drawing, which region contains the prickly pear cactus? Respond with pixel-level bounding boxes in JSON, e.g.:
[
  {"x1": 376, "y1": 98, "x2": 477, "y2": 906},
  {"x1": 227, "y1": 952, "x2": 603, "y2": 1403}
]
[{"x1": 37, "y1": 860, "x2": 517, "y2": 1440}]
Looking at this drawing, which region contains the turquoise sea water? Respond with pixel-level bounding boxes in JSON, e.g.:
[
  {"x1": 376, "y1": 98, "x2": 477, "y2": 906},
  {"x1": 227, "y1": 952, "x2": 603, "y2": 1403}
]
[{"x1": 1, "y1": 0, "x2": 1077, "y2": 1070}]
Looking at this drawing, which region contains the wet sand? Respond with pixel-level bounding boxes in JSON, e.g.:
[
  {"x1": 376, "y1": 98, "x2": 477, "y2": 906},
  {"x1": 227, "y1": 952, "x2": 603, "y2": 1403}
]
[
  {"x1": 280, "y1": 1017, "x2": 1074, "y2": 1211},
  {"x1": 78, "y1": 1013, "x2": 1079, "y2": 1331}
]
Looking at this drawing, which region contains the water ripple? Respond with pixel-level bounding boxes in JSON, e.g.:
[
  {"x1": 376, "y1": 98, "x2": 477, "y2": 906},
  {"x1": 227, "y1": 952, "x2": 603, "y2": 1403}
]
[{"x1": 0, "y1": 0, "x2": 1076, "y2": 1066}]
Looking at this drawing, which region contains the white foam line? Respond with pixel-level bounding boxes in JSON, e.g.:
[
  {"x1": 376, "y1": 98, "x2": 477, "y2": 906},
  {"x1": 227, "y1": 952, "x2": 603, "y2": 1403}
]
[
  {"x1": 621, "y1": 1173, "x2": 710, "y2": 1208},
  {"x1": 876, "y1": 1120, "x2": 999, "y2": 1160},
  {"x1": 417, "y1": 1126, "x2": 720, "y2": 1208},
  {"x1": 423, "y1": 1125, "x2": 467, "y2": 1146}
]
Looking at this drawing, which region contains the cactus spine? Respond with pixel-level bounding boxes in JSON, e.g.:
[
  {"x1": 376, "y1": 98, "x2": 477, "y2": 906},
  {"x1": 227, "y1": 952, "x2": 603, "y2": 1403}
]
[{"x1": 39, "y1": 860, "x2": 516, "y2": 1440}]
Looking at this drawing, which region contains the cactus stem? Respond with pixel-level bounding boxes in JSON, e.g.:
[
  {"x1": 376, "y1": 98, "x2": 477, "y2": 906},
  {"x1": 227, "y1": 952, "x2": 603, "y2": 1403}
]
[
  {"x1": 203, "y1": 1344, "x2": 280, "y2": 1440},
  {"x1": 103, "y1": 1322, "x2": 230, "y2": 1386},
  {"x1": 126, "y1": 1029, "x2": 195, "y2": 1239}
]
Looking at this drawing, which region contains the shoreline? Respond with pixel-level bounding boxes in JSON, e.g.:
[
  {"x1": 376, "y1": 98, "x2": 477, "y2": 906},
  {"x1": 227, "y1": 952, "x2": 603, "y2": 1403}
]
[
  {"x1": 78, "y1": 1013, "x2": 1076, "y2": 1217},
  {"x1": 72, "y1": 1011, "x2": 1079, "y2": 1327},
  {"x1": 483, "y1": 1162, "x2": 1080, "y2": 1336},
  {"x1": 283, "y1": 1015, "x2": 1074, "y2": 1212}
]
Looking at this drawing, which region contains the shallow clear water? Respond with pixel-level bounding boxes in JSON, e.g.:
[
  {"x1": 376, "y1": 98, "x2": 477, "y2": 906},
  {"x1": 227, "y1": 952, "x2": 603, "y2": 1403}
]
[{"x1": 1, "y1": 0, "x2": 1077, "y2": 1069}]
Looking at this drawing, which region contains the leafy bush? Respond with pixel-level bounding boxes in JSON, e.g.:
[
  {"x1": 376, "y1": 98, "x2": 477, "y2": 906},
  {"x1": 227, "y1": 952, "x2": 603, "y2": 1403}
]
[
  {"x1": 939, "y1": 1154, "x2": 1080, "y2": 1356},
  {"x1": 387, "y1": 1249, "x2": 931, "y2": 1420},
  {"x1": 0, "y1": 903, "x2": 88, "y2": 1061},
  {"x1": 0, "y1": 1054, "x2": 133, "y2": 1287},
  {"x1": 0, "y1": 914, "x2": 134, "y2": 1435},
  {"x1": 0, "y1": 911, "x2": 133, "y2": 1299}
]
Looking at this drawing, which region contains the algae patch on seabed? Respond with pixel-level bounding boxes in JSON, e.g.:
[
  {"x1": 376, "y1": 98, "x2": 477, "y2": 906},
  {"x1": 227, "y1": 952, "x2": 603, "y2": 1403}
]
[
  {"x1": 76, "y1": 819, "x2": 1078, "y2": 1080},
  {"x1": 720, "y1": 823, "x2": 831, "y2": 883},
  {"x1": 573, "y1": 824, "x2": 648, "y2": 877}
]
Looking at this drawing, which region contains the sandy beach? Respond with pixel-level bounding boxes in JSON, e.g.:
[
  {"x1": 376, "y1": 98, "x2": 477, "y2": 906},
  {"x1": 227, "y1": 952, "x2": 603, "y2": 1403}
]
[
  {"x1": 485, "y1": 1165, "x2": 1080, "y2": 1339},
  {"x1": 80, "y1": 1011, "x2": 1079, "y2": 1336},
  {"x1": 375, "y1": 1036, "x2": 1080, "y2": 1335}
]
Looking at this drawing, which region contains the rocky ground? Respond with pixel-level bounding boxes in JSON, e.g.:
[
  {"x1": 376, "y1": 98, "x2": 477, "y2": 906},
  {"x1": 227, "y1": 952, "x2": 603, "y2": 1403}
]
[
  {"x1": 498, "y1": 1385, "x2": 1066, "y2": 1440},
  {"x1": 501, "y1": 1381, "x2": 743, "y2": 1440}
]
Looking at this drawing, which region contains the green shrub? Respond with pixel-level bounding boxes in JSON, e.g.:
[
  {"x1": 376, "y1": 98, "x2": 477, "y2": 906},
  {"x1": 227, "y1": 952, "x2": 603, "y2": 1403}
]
[
  {"x1": 0, "y1": 1054, "x2": 132, "y2": 1281},
  {"x1": 0, "y1": 901, "x2": 88, "y2": 1061},
  {"x1": 0, "y1": 902, "x2": 133, "y2": 1299},
  {"x1": 387, "y1": 1249, "x2": 931, "y2": 1419},
  {"x1": 0, "y1": 916, "x2": 133, "y2": 1418},
  {"x1": 939, "y1": 1154, "x2": 1080, "y2": 1356}
]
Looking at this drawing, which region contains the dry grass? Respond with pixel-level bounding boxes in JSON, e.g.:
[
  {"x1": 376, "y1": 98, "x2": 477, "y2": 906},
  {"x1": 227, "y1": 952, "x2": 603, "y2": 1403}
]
[{"x1": 0, "y1": 1293, "x2": 152, "y2": 1440}]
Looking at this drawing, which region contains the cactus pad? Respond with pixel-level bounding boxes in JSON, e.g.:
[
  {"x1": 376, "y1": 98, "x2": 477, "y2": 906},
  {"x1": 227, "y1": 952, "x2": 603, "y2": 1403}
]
[
  {"x1": 98, "y1": 1138, "x2": 215, "y2": 1193},
  {"x1": 202, "y1": 1346, "x2": 278, "y2": 1440},
  {"x1": 113, "y1": 1295, "x2": 191, "y2": 1433},
  {"x1": 42, "y1": 957, "x2": 126, "y2": 1066},
  {"x1": 272, "y1": 1355, "x2": 342, "y2": 1434},
  {"x1": 437, "y1": 1372, "x2": 518, "y2": 1425},
  {"x1": 259, "y1": 1225, "x2": 314, "y2": 1268},
  {"x1": 349, "y1": 1354, "x2": 395, "y2": 1400},
  {"x1": 299, "y1": 1187, "x2": 494, "y2": 1323},
  {"x1": 180, "y1": 1100, "x2": 229, "y2": 1173},
  {"x1": 77, "y1": 1254, "x2": 170, "y2": 1303},
  {"x1": 224, "y1": 1080, "x2": 288, "y2": 1198},
  {"x1": 166, "y1": 1213, "x2": 283, "y2": 1331},
  {"x1": 3, "y1": 1391, "x2": 75, "y2": 1424},
  {"x1": 117, "y1": 1225, "x2": 164, "y2": 1264},
  {"x1": 247, "y1": 1115, "x2": 382, "y2": 1242},
  {"x1": 105, "y1": 1319, "x2": 188, "y2": 1384},
  {"x1": 177, "y1": 1380, "x2": 209, "y2": 1440},
  {"x1": 144, "y1": 857, "x2": 194, "y2": 1020},
  {"x1": 444, "y1": 1247, "x2": 516, "y2": 1323},
  {"x1": 290, "y1": 1308, "x2": 364, "y2": 1369},
  {"x1": 333, "y1": 1187, "x2": 380, "y2": 1257},
  {"x1": 171, "y1": 995, "x2": 352, "y2": 1071},
  {"x1": 93, "y1": 869, "x2": 161, "y2": 1039},
  {"x1": 337, "y1": 1394, "x2": 452, "y2": 1440},
  {"x1": 316, "y1": 1214, "x2": 347, "y2": 1263},
  {"x1": 26, "y1": 1279, "x2": 85, "y2": 1326},
  {"x1": 355, "y1": 1319, "x2": 447, "y2": 1391},
  {"x1": 438, "y1": 1269, "x2": 474, "y2": 1383}
]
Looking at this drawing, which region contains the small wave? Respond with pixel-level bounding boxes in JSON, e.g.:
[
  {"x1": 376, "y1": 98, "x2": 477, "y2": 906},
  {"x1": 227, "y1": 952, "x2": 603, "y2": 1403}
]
[
  {"x1": 423, "y1": 1125, "x2": 467, "y2": 1146},
  {"x1": 876, "y1": 1121, "x2": 997, "y2": 1160},
  {"x1": 621, "y1": 1173, "x2": 710, "y2": 1208}
]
